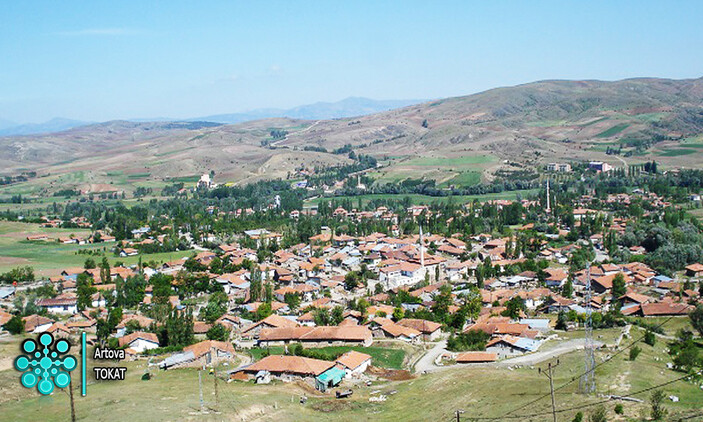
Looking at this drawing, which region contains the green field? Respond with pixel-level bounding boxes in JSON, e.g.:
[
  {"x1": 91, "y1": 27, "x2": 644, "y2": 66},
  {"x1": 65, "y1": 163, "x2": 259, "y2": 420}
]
[
  {"x1": 596, "y1": 123, "x2": 630, "y2": 138},
  {"x1": 305, "y1": 189, "x2": 538, "y2": 206},
  {"x1": 370, "y1": 155, "x2": 496, "y2": 186},
  {"x1": 0, "y1": 221, "x2": 194, "y2": 275},
  {"x1": 580, "y1": 116, "x2": 609, "y2": 127},
  {"x1": 401, "y1": 155, "x2": 495, "y2": 167},
  {"x1": 440, "y1": 171, "x2": 481, "y2": 187},
  {"x1": 657, "y1": 148, "x2": 697, "y2": 157},
  {"x1": 249, "y1": 345, "x2": 406, "y2": 370}
]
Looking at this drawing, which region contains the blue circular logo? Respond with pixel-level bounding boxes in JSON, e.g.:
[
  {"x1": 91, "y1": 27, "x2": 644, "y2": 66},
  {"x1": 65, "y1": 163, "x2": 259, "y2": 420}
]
[{"x1": 15, "y1": 333, "x2": 77, "y2": 395}]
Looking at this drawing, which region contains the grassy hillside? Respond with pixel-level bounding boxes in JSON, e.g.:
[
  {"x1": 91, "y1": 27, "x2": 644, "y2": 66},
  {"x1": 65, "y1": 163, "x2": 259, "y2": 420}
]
[
  {"x1": 2, "y1": 77, "x2": 703, "y2": 196},
  {"x1": 0, "y1": 323, "x2": 700, "y2": 422}
]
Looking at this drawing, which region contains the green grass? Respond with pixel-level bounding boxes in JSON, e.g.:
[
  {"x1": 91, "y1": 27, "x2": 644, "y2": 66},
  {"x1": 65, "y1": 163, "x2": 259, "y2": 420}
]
[
  {"x1": 167, "y1": 175, "x2": 201, "y2": 183},
  {"x1": 441, "y1": 171, "x2": 481, "y2": 187},
  {"x1": 305, "y1": 189, "x2": 538, "y2": 206},
  {"x1": 0, "y1": 221, "x2": 194, "y2": 275},
  {"x1": 402, "y1": 155, "x2": 495, "y2": 167},
  {"x1": 249, "y1": 345, "x2": 406, "y2": 370},
  {"x1": 657, "y1": 149, "x2": 697, "y2": 157},
  {"x1": 1, "y1": 328, "x2": 702, "y2": 422},
  {"x1": 596, "y1": 123, "x2": 630, "y2": 138},
  {"x1": 126, "y1": 172, "x2": 151, "y2": 179}
]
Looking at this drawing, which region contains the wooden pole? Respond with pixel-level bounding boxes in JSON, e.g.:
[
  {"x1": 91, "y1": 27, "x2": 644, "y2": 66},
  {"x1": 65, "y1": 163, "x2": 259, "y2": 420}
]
[
  {"x1": 69, "y1": 378, "x2": 76, "y2": 422},
  {"x1": 213, "y1": 367, "x2": 219, "y2": 408}
]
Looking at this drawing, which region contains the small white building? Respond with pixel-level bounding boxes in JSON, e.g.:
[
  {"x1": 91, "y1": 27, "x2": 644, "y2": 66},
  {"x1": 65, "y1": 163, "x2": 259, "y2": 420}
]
[
  {"x1": 335, "y1": 350, "x2": 372, "y2": 378},
  {"x1": 35, "y1": 297, "x2": 78, "y2": 315},
  {"x1": 117, "y1": 331, "x2": 160, "y2": 353}
]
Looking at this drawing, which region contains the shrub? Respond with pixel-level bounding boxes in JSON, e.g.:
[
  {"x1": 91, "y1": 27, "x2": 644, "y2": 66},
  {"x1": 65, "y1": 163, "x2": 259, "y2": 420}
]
[
  {"x1": 613, "y1": 403, "x2": 623, "y2": 415},
  {"x1": 629, "y1": 345, "x2": 642, "y2": 361},
  {"x1": 650, "y1": 390, "x2": 668, "y2": 421},
  {"x1": 3, "y1": 315, "x2": 24, "y2": 334},
  {"x1": 589, "y1": 405, "x2": 607, "y2": 422},
  {"x1": 644, "y1": 329, "x2": 656, "y2": 346}
]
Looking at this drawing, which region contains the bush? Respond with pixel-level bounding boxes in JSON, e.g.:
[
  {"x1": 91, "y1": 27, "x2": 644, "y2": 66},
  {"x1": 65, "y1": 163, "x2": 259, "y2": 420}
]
[
  {"x1": 629, "y1": 345, "x2": 641, "y2": 361},
  {"x1": 3, "y1": 315, "x2": 24, "y2": 334},
  {"x1": 446, "y1": 330, "x2": 491, "y2": 352},
  {"x1": 644, "y1": 329, "x2": 656, "y2": 346},
  {"x1": 613, "y1": 403, "x2": 623, "y2": 415},
  {"x1": 589, "y1": 405, "x2": 607, "y2": 422},
  {"x1": 206, "y1": 324, "x2": 230, "y2": 341},
  {"x1": 650, "y1": 390, "x2": 668, "y2": 421},
  {"x1": 572, "y1": 412, "x2": 583, "y2": 422}
]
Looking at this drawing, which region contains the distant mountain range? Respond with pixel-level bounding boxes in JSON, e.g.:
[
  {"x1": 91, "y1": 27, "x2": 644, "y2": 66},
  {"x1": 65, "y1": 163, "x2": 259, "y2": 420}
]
[
  {"x1": 0, "y1": 97, "x2": 425, "y2": 136},
  {"x1": 3, "y1": 77, "x2": 703, "y2": 193},
  {"x1": 0, "y1": 118, "x2": 92, "y2": 137},
  {"x1": 190, "y1": 97, "x2": 426, "y2": 124}
]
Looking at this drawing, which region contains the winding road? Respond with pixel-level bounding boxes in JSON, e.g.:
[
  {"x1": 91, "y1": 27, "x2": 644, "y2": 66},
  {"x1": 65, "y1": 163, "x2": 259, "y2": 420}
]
[{"x1": 414, "y1": 338, "x2": 605, "y2": 374}]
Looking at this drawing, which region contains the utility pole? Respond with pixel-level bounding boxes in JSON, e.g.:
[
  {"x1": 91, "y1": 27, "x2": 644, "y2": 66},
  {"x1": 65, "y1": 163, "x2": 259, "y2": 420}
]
[
  {"x1": 213, "y1": 367, "x2": 219, "y2": 408},
  {"x1": 68, "y1": 378, "x2": 76, "y2": 422},
  {"x1": 539, "y1": 360, "x2": 560, "y2": 422},
  {"x1": 455, "y1": 409, "x2": 464, "y2": 422},
  {"x1": 580, "y1": 263, "x2": 596, "y2": 394},
  {"x1": 198, "y1": 370, "x2": 205, "y2": 413}
]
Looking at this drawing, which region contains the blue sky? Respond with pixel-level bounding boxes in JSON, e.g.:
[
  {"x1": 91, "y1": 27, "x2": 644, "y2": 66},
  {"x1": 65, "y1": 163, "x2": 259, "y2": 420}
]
[{"x1": 1, "y1": 1, "x2": 702, "y2": 123}]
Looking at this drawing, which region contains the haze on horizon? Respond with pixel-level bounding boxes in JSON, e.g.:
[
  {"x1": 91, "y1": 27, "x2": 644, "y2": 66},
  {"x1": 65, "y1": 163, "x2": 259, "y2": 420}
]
[{"x1": 1, "y1": 0, "x2": 702, "y2": 124}]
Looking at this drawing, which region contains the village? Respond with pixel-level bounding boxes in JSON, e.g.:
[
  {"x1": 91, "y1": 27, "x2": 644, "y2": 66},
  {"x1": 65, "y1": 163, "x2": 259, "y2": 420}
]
[{"x1": 2, "y1": 173, "x2": 702, "y2": 411}]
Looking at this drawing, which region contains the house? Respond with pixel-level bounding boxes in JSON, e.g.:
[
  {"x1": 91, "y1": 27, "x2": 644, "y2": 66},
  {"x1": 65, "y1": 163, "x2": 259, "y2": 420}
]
[
  {"x1": 45, "y1": 322, "x2": 72, "y2": 339},
  {"x1": 335, "y1": 350, "x2": 372, "y2": 377},
  {"x1": 455, "y1": 351, "x2": 498, "y2": 363},
  {"x1": 119, "y1": 248, "x2": 139, "y2": 257},
  {"x1": 238, "y1": 355, "x2": 335, "y2": 380},
  {"x1": 546, "y1": 163, "x2": 572, "y2": 173},
  {"x1": 22, "y1": 315, "x2": 55, "y2": 333},
  {"x1": 257, "y1": 326, "x2": 373, "y2": 347},
  {"x1": 66, "y1": 319, "x2": 97, "y2": 333},
  {"x1": 486, "y1": 335, "x2": 541, "y2": 359},
  {"x1": 159, "y1": 340, "x2": 235, "y2": 368},
  {"x1": 396, "y1": 318, "x2": 442, "y2": 341},
  {"x1": 215, "y1": 314, "x2": 248, "y2": 332},
  {"x1": 116, "y1": 314, "x2": 155, "y2": 337},
  {"x1": 241, "y1": 314, "x2": 299, "y2": 339},
  {"x1": 0, "y1": 309, "x2": 14, "y2": 326},
  {"x1": 543, "y1": 268, "x2": 568, "y2": 288},
  {"x1": 376, "y1": 321, "x2": 421, "y2": 342},
  {"x1": 640, "y1": 302, "x2": 694, "y2": 317},
  {"x1": 518, "y1": 318, "x2": 552, "y2": 333},
  {"x1": 589, "y1": 161, "x2": 613, "y2": 172},
  {"x1": 315, "y1": 366, "x2": 347, "y2": 392},
  {"x1": 685, "y1": 263, "x2": 703, "y2": 277},
  {"x1": 0, "y1": 287, "x2": 16, "y2": 301},
  {"x1": 117, "y1": 331, "x2": 160, "y2": 353}
]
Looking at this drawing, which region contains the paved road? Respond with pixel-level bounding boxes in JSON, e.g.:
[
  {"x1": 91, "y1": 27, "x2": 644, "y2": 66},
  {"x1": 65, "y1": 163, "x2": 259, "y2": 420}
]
[
  {"x1": 413, "y1": 340, "x2": 447, "y2": 373},
  {"x1": 416, "y1": 338, "x2": 604, "y2": 374}
]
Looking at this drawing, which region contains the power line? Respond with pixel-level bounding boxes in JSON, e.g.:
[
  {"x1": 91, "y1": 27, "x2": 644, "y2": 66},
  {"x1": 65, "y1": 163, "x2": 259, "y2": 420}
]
[
  {"x1": 464, "y1": 314, "x2": 679, "y2": 421},
  {"x1": 539, "y1": 360, "x2": 560, "y2": 422},
  {"x1": 500, "y1": 314, "x2": 679, "y2": 418},
  {"x1": 464, "y1": 369, "x2": 700, "y2": 421}
]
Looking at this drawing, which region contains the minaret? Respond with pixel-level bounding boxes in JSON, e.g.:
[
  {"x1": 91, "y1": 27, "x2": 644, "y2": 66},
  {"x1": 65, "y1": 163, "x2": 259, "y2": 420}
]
[
  {"x1": 545, "y1": 179, "x2": 551, "y2": 213},
  {"x1": 419, "y1": 225, "x2": 425, "y2": 268}
]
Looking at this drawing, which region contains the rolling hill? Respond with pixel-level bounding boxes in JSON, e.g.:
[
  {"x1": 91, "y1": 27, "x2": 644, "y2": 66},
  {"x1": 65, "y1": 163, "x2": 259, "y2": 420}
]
[{"x1": 1, "y1": 77, "x2": 702, "y2": 196}]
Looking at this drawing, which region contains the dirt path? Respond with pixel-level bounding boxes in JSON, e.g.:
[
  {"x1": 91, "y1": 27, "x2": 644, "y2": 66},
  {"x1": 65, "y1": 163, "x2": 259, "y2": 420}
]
[{"x1": 416, "y1": 339, "x2": 604, "y2": 373}]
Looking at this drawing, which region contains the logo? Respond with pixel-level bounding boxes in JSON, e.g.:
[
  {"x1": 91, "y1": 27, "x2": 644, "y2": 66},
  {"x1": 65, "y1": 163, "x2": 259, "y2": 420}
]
[{"x1": 14, "y1": 333, "x2": 77, "y2": 395}]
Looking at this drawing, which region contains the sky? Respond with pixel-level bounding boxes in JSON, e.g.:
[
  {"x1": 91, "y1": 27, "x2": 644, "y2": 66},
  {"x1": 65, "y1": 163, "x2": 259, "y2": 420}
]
[{"x1": 1, "y1": 0, "x2": 702, "y2": 123}]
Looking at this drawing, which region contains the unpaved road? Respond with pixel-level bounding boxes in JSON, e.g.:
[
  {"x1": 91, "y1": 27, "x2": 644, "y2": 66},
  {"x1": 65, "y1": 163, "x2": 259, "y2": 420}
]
[{"x1": 416, "y1": 338, "x2": 604, "y2": 373}]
